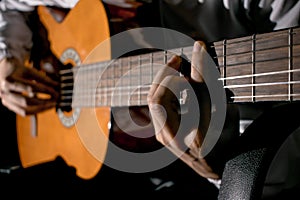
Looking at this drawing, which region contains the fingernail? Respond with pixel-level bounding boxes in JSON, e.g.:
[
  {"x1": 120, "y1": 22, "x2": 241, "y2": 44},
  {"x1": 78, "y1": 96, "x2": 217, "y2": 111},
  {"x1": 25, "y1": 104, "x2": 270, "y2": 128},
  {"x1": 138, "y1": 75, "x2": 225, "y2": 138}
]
[
  {"x1": 168, "y1": 55, "x2": 181, "y2": 64},
  {"x1": 167, "y1": 55, "x2": 182, "y2": 70},
  {"x1": 193, "y1": 42, "x2": 202, "y2": 52},
  {"x1": 26, "y1": 86, "x2": 34, "y2": 97},
  {"x1": 28, "y1": 92, "x2": 34, "y2": 98}
]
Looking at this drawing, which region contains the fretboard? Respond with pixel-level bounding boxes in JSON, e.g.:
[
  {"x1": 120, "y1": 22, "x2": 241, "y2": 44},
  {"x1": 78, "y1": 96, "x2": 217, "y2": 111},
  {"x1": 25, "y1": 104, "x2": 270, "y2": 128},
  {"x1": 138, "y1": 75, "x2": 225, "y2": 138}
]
[
  {"x1": 59, "y1": 26, "x2": 300, "y2": 108},
  {"x1": 214, "y1": 26, "x2": 300, "y2": 103},
  {"x1": 62, "y1": 46, "x2": 193, "y2": 108}
]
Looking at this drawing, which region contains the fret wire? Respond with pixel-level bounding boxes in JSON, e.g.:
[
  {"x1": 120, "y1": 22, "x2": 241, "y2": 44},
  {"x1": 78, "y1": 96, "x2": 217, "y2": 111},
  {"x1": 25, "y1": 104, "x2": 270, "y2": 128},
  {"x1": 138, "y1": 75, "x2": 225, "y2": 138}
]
[
  {"x1": 119, "y1": 58, "x2": 123, "y2": 106},
  {"x1": 223, "y1": 39, "x2": 227, "y2": 87},
  {"x1": 104, "y1": 61, "x2": 108, "y2": 106},
  {"x1": 138, "y1": 55, "x2": 141, "y2": 106},
  {"x1": 288, "y1": 28, "x2": 293, "y2": 101},
  {"x1": 98, "y1": 63, "x2": 102, "y2": 106},
  {"x1": 83, "y1": 68, "x2": 86, "y2": 106},
  {"x1": 252, "y1": 34, "x2": 256, "y2": 102},
  {"x1": 150, "y1": 52, "x2": 154, "y2": 83},
  {"x1": 128, "y1": 56, "x2": 132, "y2": 105},
  {"x1": 180, "y1": 47, "x2": 184, "y2": 77}
]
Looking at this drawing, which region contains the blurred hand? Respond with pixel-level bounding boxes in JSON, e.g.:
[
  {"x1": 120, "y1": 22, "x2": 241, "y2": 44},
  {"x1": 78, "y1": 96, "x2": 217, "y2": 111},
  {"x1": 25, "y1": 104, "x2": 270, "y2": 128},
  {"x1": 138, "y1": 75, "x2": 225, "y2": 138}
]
[
  {"x1": 147, "y1": 41, "x2": 219, "y2": 179},
  {"x1": 0, "y1": 57, "x2": 59, "y2": 116}
]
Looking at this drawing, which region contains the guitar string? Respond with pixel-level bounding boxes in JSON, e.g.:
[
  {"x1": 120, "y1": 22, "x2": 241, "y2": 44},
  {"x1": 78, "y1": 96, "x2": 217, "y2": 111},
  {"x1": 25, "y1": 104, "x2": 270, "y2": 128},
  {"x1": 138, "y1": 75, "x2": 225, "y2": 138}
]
[
  {"x1": 59, "y1": 75, "x2": 300, "y2": 93},
  {"x1": 59, "y1": 74, "x2": 300, "y2": 106},
  {"x1": 58, "y1": 46, "x2": 299, "y2": 76},
  {"x1": 211, "y1": 27, "x2": 299, "y2": 48},
  {"x1": 60, "y1": 84, "x2": 300, "y2": 106},
  {"x1": 58, "y1": 37, "x2": 299, "y2": 77},
  {"x1": 58, "y1": 26, "x2": 299, "y2": 75},
  {"x1": 59, "y1": 92, "x2": 300, "y2": 107},
  {"x1": 59, "y1": 53, "x2": 300, "y2": 87},
  {"x1": 58, "y1": 54, "x2": 300, "y2": 101},
  {"x1": 57, "y1": 28, "x2": 300, "y2": 105},
  {"x1": 58, "y1": 55, "x2": 300, "y2": 83}
]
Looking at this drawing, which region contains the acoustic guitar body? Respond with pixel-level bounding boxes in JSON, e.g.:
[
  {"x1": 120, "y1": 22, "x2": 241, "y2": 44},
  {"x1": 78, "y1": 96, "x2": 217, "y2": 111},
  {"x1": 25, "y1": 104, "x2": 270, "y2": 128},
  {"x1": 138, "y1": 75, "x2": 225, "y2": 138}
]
[{"x1": 17, "y1": 0, "x2": 111, "y2": 180}]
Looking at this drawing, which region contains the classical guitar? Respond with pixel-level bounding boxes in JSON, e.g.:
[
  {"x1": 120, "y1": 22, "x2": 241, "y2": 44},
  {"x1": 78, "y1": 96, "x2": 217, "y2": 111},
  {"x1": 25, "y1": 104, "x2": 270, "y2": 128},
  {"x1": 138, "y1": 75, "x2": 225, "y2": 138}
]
[
  {"x1": 17, "y1": 0, "x2": 300, "y2": 180},
  {"x1": 17, "y1": 0, "x2": 111, "y2": 180}
]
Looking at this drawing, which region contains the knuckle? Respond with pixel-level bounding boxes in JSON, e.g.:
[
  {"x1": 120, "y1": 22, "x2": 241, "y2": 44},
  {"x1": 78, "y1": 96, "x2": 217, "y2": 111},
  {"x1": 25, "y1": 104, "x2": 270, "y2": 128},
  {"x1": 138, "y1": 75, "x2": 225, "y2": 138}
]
[
  {"x1": 1, "y1": 80, "x2": 9, "y2": 90},
  {"x1": 155, "y1": 133, "x2": 165, "y2": 145},
  {"x1": 19, "y1": 98, "x2": 28, "y2": 107},
  {"x1": 147, "y1": 97, "x2": 162, "y2": 106},
  {"x1": 147, "y1": 94, "x2": 163, "y2": 106},
  {"x1": 18, "y1": 109, "x2": 26, "y2": 117},
  {"x1": 1, "y1": 98, "x2": 7, "y2": 106}
]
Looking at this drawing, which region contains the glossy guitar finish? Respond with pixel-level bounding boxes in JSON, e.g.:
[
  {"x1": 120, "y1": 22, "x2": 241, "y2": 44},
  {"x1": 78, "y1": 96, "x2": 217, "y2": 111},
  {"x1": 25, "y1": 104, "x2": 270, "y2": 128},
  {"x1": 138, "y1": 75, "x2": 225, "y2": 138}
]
[{"x1": 17, "y1": 0, "x2": 111, "y2": 180}]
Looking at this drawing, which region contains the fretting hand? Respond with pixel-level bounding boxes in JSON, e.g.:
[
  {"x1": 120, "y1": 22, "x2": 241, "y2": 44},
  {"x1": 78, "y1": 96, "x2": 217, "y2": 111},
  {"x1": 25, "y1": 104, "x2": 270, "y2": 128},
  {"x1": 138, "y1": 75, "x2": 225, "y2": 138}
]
[{"x1": 147, "y1": 41, "x2": 220, "y2": 179}]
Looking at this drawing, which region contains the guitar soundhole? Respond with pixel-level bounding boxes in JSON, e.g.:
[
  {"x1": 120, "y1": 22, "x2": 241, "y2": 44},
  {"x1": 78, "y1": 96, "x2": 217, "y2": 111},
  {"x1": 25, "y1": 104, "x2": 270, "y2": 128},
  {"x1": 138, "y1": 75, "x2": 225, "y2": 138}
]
[
  {"x1": 58, "y1": 62, "x2": 73, "y2": 112},
  {"x1": 57, "y1": 48, "x2": 81, "y2": 128}
]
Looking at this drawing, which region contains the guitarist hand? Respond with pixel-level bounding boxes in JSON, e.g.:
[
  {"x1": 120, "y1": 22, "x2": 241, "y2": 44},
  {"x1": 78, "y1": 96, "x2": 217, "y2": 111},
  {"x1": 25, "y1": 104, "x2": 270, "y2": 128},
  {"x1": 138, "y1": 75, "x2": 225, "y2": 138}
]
[
  {"x1": 0, "y1": 57, "x2": 59, "y2": 116},
  {"x1": 147, "y1": 41, "x2": 220, "y2": 180}
]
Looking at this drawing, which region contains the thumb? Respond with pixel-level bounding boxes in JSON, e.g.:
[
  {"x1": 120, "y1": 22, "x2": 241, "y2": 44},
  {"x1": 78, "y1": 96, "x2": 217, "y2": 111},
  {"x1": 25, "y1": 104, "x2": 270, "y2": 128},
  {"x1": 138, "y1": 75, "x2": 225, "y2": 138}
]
[{"x1": 191, "y1": 41, "x2": 207, "y2": 83}]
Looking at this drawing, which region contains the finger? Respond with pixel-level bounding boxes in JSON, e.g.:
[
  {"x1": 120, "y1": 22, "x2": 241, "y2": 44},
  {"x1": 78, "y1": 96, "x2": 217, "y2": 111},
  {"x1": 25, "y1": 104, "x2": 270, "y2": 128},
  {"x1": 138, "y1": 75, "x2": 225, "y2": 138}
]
[
  {"x1": 148, "y1": 55, "x2": 181, "y2": 99},
  {"x1": 22, "y1": 78, "x2": 59, "y2": 100},
  {"x1": 2, "y1": 100, "x2": 56, "y2": 116},
  {"x1": 2, "y1": 93, "x2": 56, "y2": 116},
  {"x1": 1, "y1": 80, "x2": 33, "y2": 96},
  {"x1": 182, "y1": 150, "x2": 218, "y2": 179},
  {"x1": 24, "y1": 102, "x2": 57, "y2": 115},
  {"x1": 149, "y1": 80, "x2": 181, "y2": 146},
  {"x1": 192, "y1": 158, "x2": 219, "y2": 179},
  {"x1": 191, "y1": 41, "x2": 207, "y2": 83},
  {"x1": 22, "y1": 66, "x2": 59, "y2": 87},
  {"x1": 2, "y1": 92, "x2": 56, "y2": 107},
  {"x1": 1, "y1": 79, "x2": 59, "y2": 100},
  {"x1": 2, "y1": 97, "x2": 28, "y2": 116},
  {"x1": 184, "y1": 129, "x2": 203, "y2": 154},
  {"x1": 170, "y1": 147, "x2": 218, "y2": 179},
  {"x1": 148, "y1": 74, "x2": 183, "y2": 117}
]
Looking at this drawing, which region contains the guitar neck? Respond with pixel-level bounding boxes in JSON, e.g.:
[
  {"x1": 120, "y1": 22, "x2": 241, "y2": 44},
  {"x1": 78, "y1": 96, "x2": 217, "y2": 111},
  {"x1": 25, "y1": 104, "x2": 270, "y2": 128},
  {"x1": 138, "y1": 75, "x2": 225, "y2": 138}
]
[
  {"x1": 59, "y1": 26, "x2": 300, "y2": 108},
  {"x1": 61, "y1": 46, "x2": 193, "y2": 108},
  {"x1": 214, "y1": 26, "x2": 300, "y2": 103}
]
